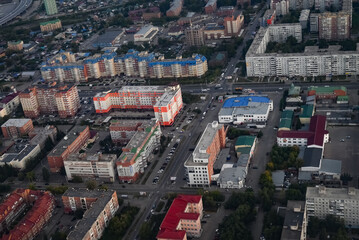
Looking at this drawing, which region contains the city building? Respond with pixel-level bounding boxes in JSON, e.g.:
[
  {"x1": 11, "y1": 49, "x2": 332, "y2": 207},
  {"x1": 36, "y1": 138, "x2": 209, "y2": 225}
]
[
  {"x1": 218, "y1": 96, "x2": 273, "y2": 125},
  {"x1": 234, "y1": 135, "x2": 256, "y2": 158},
  {"x1": 1, "y1": 118, "x2": 34, "y2": 139},
  {"x1": 310, "y1": 13, "x2": 319, "y2": 32},
  {"x1": 157, "y1": 195, "x2": 203, "y2": 239},
  {"x1": 92, "y1": 29, "x2": 124, "y2": 48},
  {"x1": 307, "y1": 86, "x2": 347, "y2": 101},
  {"x1": 281, "y1": 201, "x2": 307, "y2": 240},
  {"x1": 7, "y1": 41, "x2": 23, "y2": 51},
  {"x1": 318, "y1": 12, "x2": 350, "y2": 40},
  {"x1": 224, "y1": 13, "x2": 244, "y2": 36},
  {"x1": 216, "y1": 6, "x2": 234, "y2": 17},
  {"x1": 128, "y1": 7, "x2": 161, "y2": 21},
  {"x1": 0, "y1": 144, "x2": 40, "y2": 170},
  {"x1": 117, "y1": 119, "x2": 161, "y2": 182},
  {"x1": 134, "y1": 25, "x2": 159, "y2": 42},
  {"x1": 94, "y1": 85, "x2": 183, "y2": 126},
  {"x1": 299, "y1": 9, "x2": 310, "y2": 29},
  {"x1": 184, "y1": 121, "x2": 226, "y2": 187},
  {"x1": 277, "y1": 115, "x2": 329, "y2": 148},
  {"x1": 110, "y1": 120, "x2": 147, "y2": 144},
  {"x1": 19, "y1": 83, "x2": 80, "y2": 118},
  {"x1": 47, "y1": 126, "x2": 90, "y2": 172},
  {"x1": 0, "y1": 92, "x2": 20, "y2": 118},
  {"x1": 29, "y1": 125, "x2": 57, "y2": 149},
  {"x1": 268, "y1": 23, "x2": 302, "y2": 43},
  {"x1": 166, "y1": 0, "x2": 183, "y2": 16},
  {"x1": 185, "y1": 25, "x2": 205, "y2": 46},
  {"x1": 0, "y1": 189, "x2": 55, "y2": 240},
  {"x1": 205, "y1": 0, "x2": 217, "y2": 14},
  {"x1": 279, "y1": 110, "x2": 294, "y2": 131},
  {"x1": 299, "y1": 104, "x2": 315, "y2": 124},
  {"x1": 63, "y1": 189, "x2": 119, "y2": 240},
  {"x1": 306, "y1": 186, "x2": 359, "y2": 228},
  {"x1": 44, "y1": 0, "x2": 58, "y2": 15},
  {"x1": 237, "y1": 0, "x2": 251, "y2": 8},
  {"x1": 270, "y1": 0, "x2": 289, "y2": 16},
  {"x1": 64, "y1": 153, "x2": 117, "y2": 182},
  {"x1": 203, "y1": 24, "x2": 225, "y2": 40},
  {"x1": 246, "y1": 26, "x2": 359, "y2": 77},
  {"x1": 40, "y1": 19, "x2": 62, "y2": 32},
  {"x1": 260, "y1": 9, "x2": 276, "y2": 27},
  {"x1": 288, "y1": 83, "x2": 301, "y2": 97}
]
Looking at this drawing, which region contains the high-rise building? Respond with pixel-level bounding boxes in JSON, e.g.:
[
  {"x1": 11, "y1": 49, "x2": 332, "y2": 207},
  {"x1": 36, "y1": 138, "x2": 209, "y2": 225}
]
[
  {"x1": 185, "y1": 25, "x2": 205, "y2": 46},
  {"x1": 19, "y1": 83, "x2": 80, "y2": 118},
  {"x1": 318, "y1": 12, "x2": 350, "y2": 40},
  {"x1": 184, "y1": 121, "x2": 227, "y2": 187},
  {"x1": 44, "y1": 0, "x2": 58, "y2": 15},
  {"x1": 224, "y1": 13, "x2": 244, "y2": 36},
  {"x1": 40, "y1": 19, "x2": 62, "y2": 32}
]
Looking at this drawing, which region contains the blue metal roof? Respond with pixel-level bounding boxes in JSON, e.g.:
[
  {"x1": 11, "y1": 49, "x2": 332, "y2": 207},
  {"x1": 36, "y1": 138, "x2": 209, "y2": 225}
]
[{"x1": 222, "y1": 96, "x2": 270, "y2": 108}]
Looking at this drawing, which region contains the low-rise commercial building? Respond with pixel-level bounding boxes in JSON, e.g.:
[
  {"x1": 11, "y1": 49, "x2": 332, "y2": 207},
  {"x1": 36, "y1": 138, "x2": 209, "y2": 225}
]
[
  {"x1": 47, "y1": 126, "x2": 91, "y2": 172},
  {"x1": 134, "y1": 25, "x2": 159, "y2": 42},
  {"x1": 279, "y1": 110, "x2": 294, "y2": 131},
  {"x1": 218, "y1": 96, "x2": 273, "y2": 125},
  {"x1": 281, "y1": 201, "x2": 307, "y2": 240},
  {"x1": 0, "y1": 144, "x2": 41, "y2": 170},
  {"x1": 7, "y1": 41, "x2": 23, "y2": 51},
  {"x1": 184, "y1": 121, "x2": 226, "y2": 187},
  {"x1": 0, "y1": 92, "x2": 20, "y2": 118},
  {"x1": 307, "y1": 86, "x2": 347, "y2": 100},
  {"x1": 306, "y1": 186, "x2": 359, "y2": 228},
  {"x1": 157, "y1": 195, "x2": 203, "y2": 239},
  {"x1": 234, "y1": 135, "x2": 256, "y2": 158},
  {"x1": 117, "y1": 119, "x2": 161, "y2": 182},
  {"x1": 166, "y1": 0, "x2": 183, "y2": 16},
  {"x1": 63, "y1": 189, "x2": 119, "y2": 240},
  {"x1": 40, "y1": 19, "x2": 62, "y2": 32},
  {"x1": 1, "y1": 118, "x2": 34, "y2": 139},
  {"x1": 64, "y1": 153, "x2": 117, "y2": 182}
]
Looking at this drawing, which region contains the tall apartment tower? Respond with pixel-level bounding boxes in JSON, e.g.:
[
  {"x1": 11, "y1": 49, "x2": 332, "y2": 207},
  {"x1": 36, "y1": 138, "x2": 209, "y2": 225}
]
[
  {"x1": 185, "y1": 25, "x2": 205, "y2": 47},
  {"x1": 44, "y1": 0, "x2": 58, "y2": 15},
  {"x1": 318, "y1": 12, "x2": 350, "y2": 40}
]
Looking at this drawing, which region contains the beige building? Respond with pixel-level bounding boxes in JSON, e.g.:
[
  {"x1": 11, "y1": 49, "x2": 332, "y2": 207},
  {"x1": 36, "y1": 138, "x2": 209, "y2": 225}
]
[
  {"x1": 185, "y1": 26, "x2": 205, "y2": 46},
  {"x1": 7, "y1": 41, "x2": 23, "y2": 51},
  {"x1": 40, "y1": 19, "x2": 62, "y2": 32},
  {"x1": 318, "y1": 12, "x2": 350, "y2": 40}
]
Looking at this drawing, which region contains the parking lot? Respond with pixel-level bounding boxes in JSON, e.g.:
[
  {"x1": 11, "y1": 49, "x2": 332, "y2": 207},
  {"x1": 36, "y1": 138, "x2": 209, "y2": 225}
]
[{"x1": 324, "y1": 126, "x2": 359, "y2": 187}]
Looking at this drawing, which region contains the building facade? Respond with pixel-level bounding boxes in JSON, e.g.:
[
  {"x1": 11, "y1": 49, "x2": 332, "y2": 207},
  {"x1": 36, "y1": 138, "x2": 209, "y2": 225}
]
[
  {"x1": 281, "y1": 201, "x2": 307, "y2": 240},
  {"x1": 64, "y1": 153, "x2": 117, "y2": 182},
  {"x1": 47, "y1": 126, "x2": 91, "y2": 172},
  {"x1": 224, "y1": 14, "x2": 244, "y2": 36},
  {"x1": 40, "y1": 19, "x2": 62, "y2": 32},
  {"x1": 7, "y1": 41, "x2": 23, "y2": 51},
  {"x1": 19, "y1": 83, "x2": 80, "y2": 118},
  {"x1": 1, "y1": 118, "x2": 34, "y2": 139},
  {"x1": 157, "y1": 195, "x2": 203, "y2": 239},
  {"x1": 134, "y1": 25, "x2": 159, "y2": 42},
  {"x1": 44, "y1": 0, "x2": 58, "y2": 15},
  {"x1": 117, "y1": 119, "x2": 161, "y2": 182},
  {"x1": 306, "y1": 186, "x2": 359, "y2": 228},
  {"x1": 166, "y1": 0, "x2": 183, "y2": 16},
  {"x1": 205, "y1": 0, "x2": 217, "y2": 14},
  {"x1": 318, "y1": 12, "x2": 350, "y2": 40},
  {"x1": 0, "y1": 92, "x2": 20, "y2": 118},
  {"x1": 184, "y1": 121, "x2": 226, "y2": 187},
  {"x1": 185, "y1": 26, "x2": 205, "y2": 46}
]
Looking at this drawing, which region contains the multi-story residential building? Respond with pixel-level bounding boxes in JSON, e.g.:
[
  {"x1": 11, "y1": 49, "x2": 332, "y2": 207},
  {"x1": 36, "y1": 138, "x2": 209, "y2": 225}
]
[
  {"x1": 7, "y1": 41, "x2": 23, "y2": 51},
  {"x1": 19, "y1": 83, "x2": 80, "y2": 118},
  {"x1": 224, "y1": 13, "x2": 244, "y2": 36},
  {"x1": 1, "y1": 189, "x2": 55, "y2": 240},
  {"x1": 1, "y1": 118, "x2": 33, "y2": 139},
  {"x1": 218, "y1": 96, "x2": 273, "y2": 124},
  {"x1": 216, "y1": 6, "x2": 235, "y2": 17},
  {"x1": 318, "y1": 12, "x2": 350, "y2": 40},
  {"x1": 94, "y1": 85, "x2": 183, "y2": 126},
  {"x1": 134, "y1": 25, "x2": 159, "y2": 42},
  {"x1": 205, "y1": 0, "x2": 217, "y2": 14},
  {"x1": 63, "y1": 189, "x2": 119, "y2": 240},
  {"x1": 47, "y1": 126, "x2": 91, "y2": 172},
  {"x1": 185, "y1": 25, "x2": 205, "y2": 46},
  {"x1": 0, "y1": 92, "x2": 20, "y2": 118},
  {"x1": 310, "y1": 13, "x2": 320, "y2": 32},
  {"x1": 44, "y1": 0, "x2": 58, "y2": 15},
  {"x1": 109, "y1": 120, "x2": 145, "y2": 144},
  {"x1": 260, "y1": 9, "x2": 276, "y2": 27},
  {"x1": 184, "y1": 121, "x2": 226, "y2": 187},
  {"x1": 299, "y1": 9, "x2": 310, "y2": 29},
  {"x1": 64, "y1": 153, "x2": 117, "y2": 182},
  {"x1": 40, "y1": 19, "x2": 62, "y2": 32},
  {"x1": 41, "y1": 50, "x2": 207, "y2": 82},
  {"x1": 203, "y1": 24, "x2": 225, "y2": 40},
  {"x1": 306, "y1": 186, "x2": 359, "y2": 228},
  {"x1": 268, "y1": 23, "x2": 302, "y2": 43},
  {"x1": 117, "y1": 119, "x2": 161, "y2": 182},
  {"x1": 246, "y1": 25, "x2": 359, "y2": 77},
  {"x1": 166, "y1": 0, "x2": 183, "y2": 16},
  {"x1": 281, "y1": 201, "x2": 307, "y2": 240},
  {"x1": 271, "y1": 0, "x2": 289, "y2": 15},
  {"x1": 0, "y1": 144, "x2": 41, "y2": 170},
  {"x1": 277, "y1": 115, "x2": 329, "y2": 148},
  {"x1": 157, "y1": 195, "x2": 203, "y2": 239}
]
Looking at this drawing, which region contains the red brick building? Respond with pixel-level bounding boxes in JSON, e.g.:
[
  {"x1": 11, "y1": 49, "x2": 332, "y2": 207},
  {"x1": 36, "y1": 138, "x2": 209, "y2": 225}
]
[
  {"x1": 205, "y1": 0, "x2": 217, "y2": 14},
  {"x1": 0, "y1": 189, "x2": 55, "y2": 240},
  {"x1": 19, "y1": 82, "x2": 80, "y2": 119},
  {"x1": 1, "y1": 118, "x2": 34, "y2": 139},
  {"x1": 47, "y1": 126, "x2": 90, "y2": 172}
]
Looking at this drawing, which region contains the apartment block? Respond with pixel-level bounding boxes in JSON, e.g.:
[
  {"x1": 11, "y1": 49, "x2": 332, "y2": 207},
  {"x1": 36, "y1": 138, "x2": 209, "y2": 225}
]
[
  {"x1": 64, "y1": 153, "x2": 117, "y2": 182},
  {"x1": 184, "y1": 121, "x2": 226, "y2": 187},
  {"x1": 7, "y1": 41, "x2": 23, "y2": 51},
  {"x1": 205, "y1": 0, "x2": 217, "y2": 14},
  {"x1": 271, "y1": 0, "x2": 289, "y2": 15},
  {"x1": 166, "y1": 0, "x2": 183, "y2": 16},
  {"x1": 1, "y1": 189, "x2": 55, "y2": 240},
  {"x1": 63, "y1": 189, "x2": 119, "y2": 240},
  {"x1": 40, "y1": 19, "x2": 62, "y2": 32},
  {"x1": 117, "y1": 119, "x2": 161, "y2": 182},
  {"x1": 1, "y1": 118, "x2": 33, "y2": 139},
  {"x1": 224, "y1": 13, "x2": 244, "y2": 36},
  {"x1": 185, "y1": 26, "x2": 205, "y2": 46},
  {"x1": 260, "y1": 9, "x2": 276, "y2": 27},
  {"x1": 318, "y1": 12, "x2": 350, "y2": 40},
  {"x1": 157, "y1": 195, "x2": 203, "y2": 239},
  {"x1": 47, "y1": 126, "x2": 90, "y2": 172},
  {"x1": 306, "y1": 186, "x2": 359, "y2": 228},
  {"x1": 0, "y1": 92, "x2": 20, "y2": 118},
  {"x1": 44, "y1": 0, "x2": 58, "y2": 15},
  {"x1": 110, "y1": 120, "x2": 151, "y2": 144},
  {"x1": 94, "y1": 85, "x2": 183, "y2": 126}
]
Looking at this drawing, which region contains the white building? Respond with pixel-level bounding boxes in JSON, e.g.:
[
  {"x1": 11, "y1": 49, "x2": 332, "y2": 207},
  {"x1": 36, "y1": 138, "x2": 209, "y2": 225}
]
[
  {"x1": 134, "y1": 25, "x2": 159, "y2": 42},
  {"x1": 299, "y1": 9, "x2": 310, "y2": 29},
  {"x1": 64, "y1": 153, "x2": 117, "y2": 182},
  {"x1": 306, "y1": 186, "x2": 359, "y2": 228},
  {"x1": 0, "y1": 144, "x2": 40, "y2": 170},
  {"x1": 217, "y1": 167, "x2": 246, "y2": 189},
  {"x1": 0, "y1": 93, "x2": 20, "y2": 118}
]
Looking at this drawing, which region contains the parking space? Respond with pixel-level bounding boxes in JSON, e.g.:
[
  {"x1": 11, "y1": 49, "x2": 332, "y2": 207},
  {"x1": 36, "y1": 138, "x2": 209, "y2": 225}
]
[{"x1": 324, "y1": 126, "x2": 359, "y2": 188}]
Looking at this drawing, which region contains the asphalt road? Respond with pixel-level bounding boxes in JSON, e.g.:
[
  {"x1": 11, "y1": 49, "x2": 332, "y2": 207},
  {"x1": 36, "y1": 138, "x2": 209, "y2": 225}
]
[{"x1": 0, "y1": 0, "x2": 32, "y2": 25}]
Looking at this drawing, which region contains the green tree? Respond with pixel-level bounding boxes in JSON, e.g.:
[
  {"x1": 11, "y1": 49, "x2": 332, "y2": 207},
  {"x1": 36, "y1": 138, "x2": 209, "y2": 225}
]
[
  {"x1": 257, "y1": 131, "x2": 263, "y2": 138},
  {"x1": 42, "y1": 167, "x2": 50, "y2": 182},
  {"x1": 26, "y1": 171, "x2": 35, "y2": 182},
  {"x1": 86, "y1": 180, "x2": 97, "y2": 190}
]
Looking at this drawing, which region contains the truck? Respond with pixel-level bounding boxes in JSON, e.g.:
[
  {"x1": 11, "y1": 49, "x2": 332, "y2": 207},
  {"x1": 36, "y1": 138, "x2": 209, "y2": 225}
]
[
  {"x1": 225, "y1": 76, "x2": 232, "y2": 80},
  {"x1": 215, "y1": 84, "x2": 221, "y2": 89}
]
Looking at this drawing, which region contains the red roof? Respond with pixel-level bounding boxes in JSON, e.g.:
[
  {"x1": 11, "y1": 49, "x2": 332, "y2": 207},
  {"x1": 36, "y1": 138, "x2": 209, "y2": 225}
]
[
  {"x1": 277, "y1": 115, "x2": 328, "y2": 147},
  {"x1": 157, "y1": 229, "x2": 186, "y2": 240},
  {"x1": 157, "y1": 195, "x2": 201, "y2": 239}
]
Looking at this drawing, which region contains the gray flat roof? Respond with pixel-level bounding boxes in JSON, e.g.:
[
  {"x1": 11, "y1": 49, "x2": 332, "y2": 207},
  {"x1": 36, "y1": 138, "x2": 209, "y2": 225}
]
[
  {"x1": 306, "y1": 186, "x2": 359, "y2": 200},
  {"x1": 1, "y1": 118, "x2": 31, "y2": 127},
  {"x1": 303, "y1": 148, "x2": 322, "y2": 168},
  {"x1": 218, "y1": 167, "x2": 246, "y2": 183},
  {"x1": 272, "y1": 170, "x2": 285, "y2": 187},
  {"x1": 281, "y1": 200, "x2": 305, "y2": 240},
  {"x1": 320, "y1": 159, "x2": 341, "y2": 174}
]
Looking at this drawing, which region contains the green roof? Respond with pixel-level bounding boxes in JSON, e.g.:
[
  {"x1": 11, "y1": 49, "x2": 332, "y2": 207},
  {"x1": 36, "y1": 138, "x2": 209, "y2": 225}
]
[
  {"x1": 236, "y1": 147, "x2": 251, "y2": 154},
  {"x1": 308, "y1": 86, "x2": 347, "y2": 94},
  {"x1": 131, "y1": 147, "x2": 137, "y2": 153},
  {"x1": 337, "y1": 96, "x2": 349, "y2": 101},
  {"x1": 279, "y1": 118, "x2": 292, "y2": 129},
  {"x1": 40, "y1": 19, "x2": 61, "y2": 26},
  {"x1": 281, "y1": 110, "x2": 294, "y2": 120},
  {"x1": 235, "y1": 135, "x2": 256, "y2": 147},
  {"x1": 8, "y1": 40, "x2": 22, "y2": 44},
  {"x1": 288, "y1": 83, "x2": 301, "y2": 96},
  {"x1": 300, "y1": 105, "x2": 314, "y2": 118}
]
